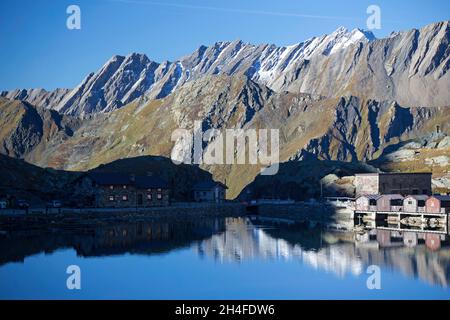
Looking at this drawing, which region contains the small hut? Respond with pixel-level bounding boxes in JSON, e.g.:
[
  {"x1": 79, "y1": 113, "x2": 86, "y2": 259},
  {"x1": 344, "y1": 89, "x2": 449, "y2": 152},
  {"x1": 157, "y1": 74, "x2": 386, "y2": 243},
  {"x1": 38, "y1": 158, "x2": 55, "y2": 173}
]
[
  {"x1": 426, "y1": 195, "x2": 450, "y2": 214},
  {"x1": 377, "y1": 194, "x2": 404, "y2": 212},
  {"x1": 355, "y1": 195, "x2": 380, "y2": 211},
  {"x1": 403, "y1": 195, "x2": 428, "y2": 213}
]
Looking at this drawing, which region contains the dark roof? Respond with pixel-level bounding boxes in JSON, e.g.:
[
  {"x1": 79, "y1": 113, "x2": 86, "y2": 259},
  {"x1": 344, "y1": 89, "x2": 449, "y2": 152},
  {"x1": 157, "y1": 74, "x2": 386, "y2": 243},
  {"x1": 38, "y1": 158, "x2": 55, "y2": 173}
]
[
  {"x1": 192, "y1": 181, "x2": 227, "y2": 191},
  {"x1": 135, "y1": 176, "x2": 169, "y2": 189},
  {"x1": 89, "y1": 172, "x2": 131, "y2": 185},
  {"x1": 404, "y1": 195, "x2": 429, "y2": 200},
  {"x1": 88, "y1": 172, "x2": 169, "y2": 189},
  {"x1": 377, "y1": 194, "x2": 404, "y2": 200},
  {"x1": 357, "y1": 195, "x2": 381, "y2": 200},
  {"x1": 430, "y1": 195, "x2": 450, "y2": 201},
  {"x1": 356, "y1": 172, "x2": 432, "y2": 176}
]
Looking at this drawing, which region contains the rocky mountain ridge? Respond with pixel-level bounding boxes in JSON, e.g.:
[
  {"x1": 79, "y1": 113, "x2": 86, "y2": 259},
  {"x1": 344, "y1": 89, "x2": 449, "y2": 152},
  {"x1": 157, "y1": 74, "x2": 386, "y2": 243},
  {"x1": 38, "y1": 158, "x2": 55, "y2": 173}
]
[
  {"x1": 1, "y1": 72, "x2": 448, "y2": 198},
  {"x1": 2, "y1": 21, "x2": 449, "y2": 116},
  {"x1": 0, "y1": 21, "x2": 449, "y2": 198}
]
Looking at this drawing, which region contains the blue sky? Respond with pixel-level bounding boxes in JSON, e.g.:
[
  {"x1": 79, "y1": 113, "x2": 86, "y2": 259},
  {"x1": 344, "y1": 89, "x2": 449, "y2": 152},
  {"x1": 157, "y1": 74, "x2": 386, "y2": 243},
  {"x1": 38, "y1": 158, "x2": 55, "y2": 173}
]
[{"x1": 0, "y1": 0, "x2": 449, "y2": 90}]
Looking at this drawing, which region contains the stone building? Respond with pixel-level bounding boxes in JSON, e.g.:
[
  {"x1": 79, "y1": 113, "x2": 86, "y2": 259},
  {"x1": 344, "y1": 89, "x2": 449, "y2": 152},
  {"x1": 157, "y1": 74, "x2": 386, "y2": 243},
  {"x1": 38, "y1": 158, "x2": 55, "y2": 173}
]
[
  {"x1": 85, "y1": 172, "x2": 170, "y2": 208},
  {"x1": 354, "y1": 173, "x2": 432, "y2": 196},
  {"x1": 192, "y1": 181, "x2": 227, "y2": 203}
]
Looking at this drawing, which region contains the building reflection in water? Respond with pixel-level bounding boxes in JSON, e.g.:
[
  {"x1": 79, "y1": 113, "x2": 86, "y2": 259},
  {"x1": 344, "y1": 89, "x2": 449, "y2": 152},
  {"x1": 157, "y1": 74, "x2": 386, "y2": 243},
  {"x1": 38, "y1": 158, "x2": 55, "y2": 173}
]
[
  {"x1": 194, "y1": 217, "x2": 450, "y2": 288},
  {"x1": 0, "y1": 216, "x2": 449, "y2": 288}
]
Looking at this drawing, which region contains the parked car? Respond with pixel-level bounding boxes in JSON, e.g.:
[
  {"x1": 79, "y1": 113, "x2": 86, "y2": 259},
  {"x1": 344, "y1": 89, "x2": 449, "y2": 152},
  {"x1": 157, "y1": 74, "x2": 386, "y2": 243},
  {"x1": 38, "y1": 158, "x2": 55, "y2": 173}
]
[
  {"x1": 47, "y1": 200, "x2": 62, "y2": 208},
  {"x1": 17, "y1": 200, "x2": 30, "y2": 209}
]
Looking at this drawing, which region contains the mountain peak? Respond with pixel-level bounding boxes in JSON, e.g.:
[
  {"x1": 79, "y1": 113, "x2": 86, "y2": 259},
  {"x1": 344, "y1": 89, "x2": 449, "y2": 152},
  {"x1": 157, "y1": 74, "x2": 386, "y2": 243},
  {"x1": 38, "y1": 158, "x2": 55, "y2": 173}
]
[
  {"x1": 332, "y1": 26, "x2": 348, "y2": 34},
  {"x1": 106, "y1": 54, "x2": 126, "y2": 64},
  {"x1": 4, "y1": 21, "x2": 447, "y2": 116},
  {"x1": 350, "y1": 28, "x2": 376, "y2": 41},
  {"x1": 330, "y1": 26, "x2": 376, "y2": 42}
]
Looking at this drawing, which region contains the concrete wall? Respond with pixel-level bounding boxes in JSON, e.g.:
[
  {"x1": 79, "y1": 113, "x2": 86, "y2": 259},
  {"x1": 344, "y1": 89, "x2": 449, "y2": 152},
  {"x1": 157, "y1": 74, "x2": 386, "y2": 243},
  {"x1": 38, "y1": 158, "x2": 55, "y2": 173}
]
[
  {"x1": 355, "y1": 175, "x2": 379, "y2": 196},
  {"x1": 0, "y1": 203, "x2": 246, "y2": 219},
  {"x1": 355, "y1": 197, "x2": 370, "y2": 211},
  {"x1": 256, "y1": 203, "x2": 353, "y2": 221}
]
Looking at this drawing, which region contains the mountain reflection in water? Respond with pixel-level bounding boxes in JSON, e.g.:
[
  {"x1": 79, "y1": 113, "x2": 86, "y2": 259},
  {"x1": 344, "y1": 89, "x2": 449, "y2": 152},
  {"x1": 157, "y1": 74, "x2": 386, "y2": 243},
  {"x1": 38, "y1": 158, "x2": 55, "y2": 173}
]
[
  {"x1": 0, "y1": 216, "x2": 449, "y2": 288},
  {"x1": 196, "y1": 217, "x2": 450, "y2": 288}
]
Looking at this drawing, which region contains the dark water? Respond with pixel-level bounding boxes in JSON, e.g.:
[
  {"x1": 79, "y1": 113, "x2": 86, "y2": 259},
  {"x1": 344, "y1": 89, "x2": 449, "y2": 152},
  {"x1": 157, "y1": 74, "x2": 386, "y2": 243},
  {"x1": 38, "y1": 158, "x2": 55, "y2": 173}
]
[{"x1": 0, "y1": 216, "x2": 449, "y2": 299}]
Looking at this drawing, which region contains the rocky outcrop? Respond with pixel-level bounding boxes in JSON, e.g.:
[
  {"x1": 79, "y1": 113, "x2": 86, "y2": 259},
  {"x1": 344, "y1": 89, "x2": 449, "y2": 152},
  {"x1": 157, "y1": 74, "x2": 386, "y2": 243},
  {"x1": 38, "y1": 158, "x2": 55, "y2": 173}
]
[
  {"x1": 53, "y1": 53, "x2": 164, "y2": 116},
  {"x1": 296, "y1": 97, "x2": 446, "y2": 162},
  {"x1": 0, "y1": 97, "x2": 80, "y2": 164}
]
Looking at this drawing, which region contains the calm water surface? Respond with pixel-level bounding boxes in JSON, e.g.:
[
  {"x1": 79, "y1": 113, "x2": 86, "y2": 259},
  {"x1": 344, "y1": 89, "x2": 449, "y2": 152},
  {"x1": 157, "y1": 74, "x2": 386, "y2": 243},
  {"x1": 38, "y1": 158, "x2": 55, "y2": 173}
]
[{"x1": 0, "y1": 216, "x2": 449, "y2": 299}]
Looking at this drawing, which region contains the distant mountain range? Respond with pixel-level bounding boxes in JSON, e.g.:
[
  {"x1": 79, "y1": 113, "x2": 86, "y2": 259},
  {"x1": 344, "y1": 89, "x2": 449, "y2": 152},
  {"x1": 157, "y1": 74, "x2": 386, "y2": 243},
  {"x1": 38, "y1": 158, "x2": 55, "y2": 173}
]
[
  {"x1": 0, "y1": 21, "x2": 449, "y2": 199},
  {"x1": 2, "y1": 21, "x2": 449, "y2": 116}
]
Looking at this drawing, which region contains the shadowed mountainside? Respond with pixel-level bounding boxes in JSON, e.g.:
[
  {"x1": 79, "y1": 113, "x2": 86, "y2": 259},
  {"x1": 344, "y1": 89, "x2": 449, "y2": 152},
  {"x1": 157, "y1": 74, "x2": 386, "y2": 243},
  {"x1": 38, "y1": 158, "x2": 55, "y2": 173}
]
[{"x1": 0, "y1": 154, "x2": 213, "y2": 203}]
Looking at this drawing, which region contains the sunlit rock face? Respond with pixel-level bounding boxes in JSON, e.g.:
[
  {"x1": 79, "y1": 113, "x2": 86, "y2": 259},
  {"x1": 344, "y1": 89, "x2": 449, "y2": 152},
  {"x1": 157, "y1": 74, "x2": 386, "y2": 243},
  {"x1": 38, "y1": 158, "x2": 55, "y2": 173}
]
[{"x1": 3, "y1": 21, "x2": 449, "y2": 114}]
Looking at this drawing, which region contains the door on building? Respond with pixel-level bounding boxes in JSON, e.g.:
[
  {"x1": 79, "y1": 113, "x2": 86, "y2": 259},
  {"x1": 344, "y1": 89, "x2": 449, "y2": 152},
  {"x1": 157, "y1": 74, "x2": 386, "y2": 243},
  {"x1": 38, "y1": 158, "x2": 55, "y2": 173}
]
[{"x1": 137, "y1": 194, "x2": 143, "y2": 206}]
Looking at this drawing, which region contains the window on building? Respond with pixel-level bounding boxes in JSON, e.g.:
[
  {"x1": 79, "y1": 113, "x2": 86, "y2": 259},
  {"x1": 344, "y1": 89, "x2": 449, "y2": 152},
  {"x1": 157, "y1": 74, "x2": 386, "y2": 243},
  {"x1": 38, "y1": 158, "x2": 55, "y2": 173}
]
[
  {"x1": 147, "y1": 194, "x2": 152, "y2": 200},
  {"x1": 109, "y1": 195, "x2": 115, "y2": 201},
  {"x1": 123, "y1": 185, "x2": 127, "y2": 189},
  {"x1": 122, "y1": 195, "x2": 128, "y2": 201},
  {"x1": 422, "y1": 189, "x2": 428, "y2": 195},
  {"x1": 157, "y1": 193, "x2": 162, "y2": 200},
  {"x1": 157, "y1": 188, "x2": 162, "y2": 192},
  {"x1": 408, "y1": 200, "x2": 413, "y2": 205},
  {"x1": 412, "y1": 189, "x2": 419, "y2": 195},
  {"x1": 109, "y1": 185, "x2": 114, "y2": 190},
  {"x1": 147, "y1": 189, "x2": 152, "y2": 193}
]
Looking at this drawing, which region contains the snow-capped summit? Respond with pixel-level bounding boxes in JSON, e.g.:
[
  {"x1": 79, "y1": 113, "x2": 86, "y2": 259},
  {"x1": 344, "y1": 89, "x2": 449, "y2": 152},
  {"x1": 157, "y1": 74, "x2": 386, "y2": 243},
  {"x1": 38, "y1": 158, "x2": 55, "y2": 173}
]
[
  {"x1": 6, "y1": 26, "x2": 380, "y2": 115},
  {"x1": 320, "y1": 27, "x2": 376, "y2": 56},
  {"x1": 5, "y1": 21, "x2": 449, "y2": 115}
]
